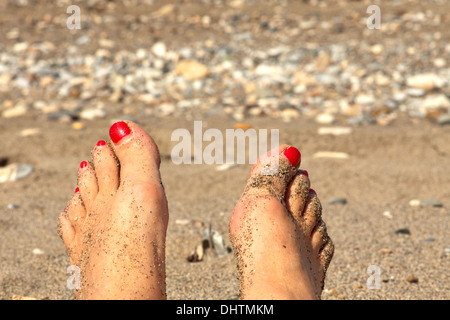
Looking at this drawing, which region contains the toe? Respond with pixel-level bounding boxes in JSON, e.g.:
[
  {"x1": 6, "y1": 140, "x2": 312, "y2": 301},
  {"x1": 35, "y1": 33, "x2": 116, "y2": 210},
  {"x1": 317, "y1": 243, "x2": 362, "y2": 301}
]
[
  {"x1": 108, "y1": 121, "x2": 161, "y2": 186},
  {"x1": 319, "y1": 239, "x2": 335, "y2": 273},
  {"x1": 92, "y1": 140, "x2": 119, "y2": 195},
  {"x1": 302, "y1": 189, "x2": 322, "y2": 236},
  {"x1": 78, "y1": 161, "x2": 98, "y2": 209},
  {"x1": 67, "y1": 189, "x2": 87, "y2": 233},
  {"x1": 311, "y1": 220, "x2": 329, "y2": 254},
  {"x1": 304, "y1": 189, "x2": 334, "y2": 272},
  {"x1": 285, "y1": 170, "x2": 310, "y2": 221},
  {"x1": 57, "y1": 209, "x2": 76, "y2": 246},
  {"x1": 244, "y1": 145, "x2": 301, "y2": 201}
]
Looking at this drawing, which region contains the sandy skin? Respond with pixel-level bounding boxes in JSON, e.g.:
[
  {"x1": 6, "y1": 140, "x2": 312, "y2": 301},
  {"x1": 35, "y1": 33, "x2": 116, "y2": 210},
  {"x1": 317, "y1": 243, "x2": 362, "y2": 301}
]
[
  {"x1": 229, "y1": 145, "x2": 334, "y2": 299},
  {"x1": 57, "y1": 122, "x2": 333, "y2": 300},
  {"x1": 57, "y1": 121, "x2": 168, "y2": 299}
]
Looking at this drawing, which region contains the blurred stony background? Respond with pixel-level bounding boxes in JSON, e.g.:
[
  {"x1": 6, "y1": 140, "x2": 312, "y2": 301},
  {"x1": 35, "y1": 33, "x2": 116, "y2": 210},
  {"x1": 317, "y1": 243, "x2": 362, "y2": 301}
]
[{"x1": 0, "y1": 0, "x2": 449, "y2": 127}]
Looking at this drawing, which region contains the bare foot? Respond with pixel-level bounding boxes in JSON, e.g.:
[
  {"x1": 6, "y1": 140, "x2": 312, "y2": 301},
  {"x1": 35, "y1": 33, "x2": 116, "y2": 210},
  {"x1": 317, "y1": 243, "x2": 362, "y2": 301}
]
[
  {"x1": 57, "y1": 121, "x2": 169, "y2": 299},
  {"x1": 229, "y1": 145, "x2": 334, "y2": 300}
]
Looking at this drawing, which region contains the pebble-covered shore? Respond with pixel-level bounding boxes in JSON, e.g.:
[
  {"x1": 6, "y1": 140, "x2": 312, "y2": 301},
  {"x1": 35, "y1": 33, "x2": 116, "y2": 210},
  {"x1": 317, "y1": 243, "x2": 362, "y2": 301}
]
[{"x1": 1, "y1": 0, "x2": 449, "y2": 127}]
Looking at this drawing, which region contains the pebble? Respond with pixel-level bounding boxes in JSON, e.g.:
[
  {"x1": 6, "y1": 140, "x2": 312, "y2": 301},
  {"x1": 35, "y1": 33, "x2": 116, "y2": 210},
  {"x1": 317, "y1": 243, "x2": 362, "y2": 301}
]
[
  {"x1": 406, "y1": 73, "x2": 444, "y2": 91},
  {"x1": 437, "y1": 114, "x2": 450, "y2": 126},
  {"x1": 7, "y1": 203, "x2": 20, "y2": 210},
  {"x1": 409, "y1": 198, "x2": 443, "y2": 208},
  {"x1": 433, "y1": 58, "x2": 446, "y2": 68},
  {"x1": 392, "y1": 92, "x2": 407, "y2": 103},
  {"x1": 234, "y1": 123, "x2": 253, "y2": 130},
  {"x1": 72, "y1": 122, "x2": 85, "y2": 130},
  {"x1": 216, "y1": 163, "x2": 238, "y2": 171},
  {"x1": 32, "y1": 248, "x2": 44, "y2": 255},
  {"x1": 12, "y1": 295, "x2": 37, "y2": 300},
  {"x1": 406, "y1": 88, "x2": 426, "y2": 97},
  {"x1": 175, "y1": 60, "x2": 209, "y2": 80},
  {"x1": 422, "y1": 94, "x2": 450, "y2": 110},
  {"x1": 406, "y1": 275, "x2": 419, "y2": 284},
  {"x1": 46, "y1": 111, "x2": 75, "y2": 122},
  {"x1": 79, "y1": 108, "x2": 107, "y2": 120},
  {"x1": 395, "y1": 228, "x2": 411, "y2": 235},
  {"x1": 0, "y1": 163, "x2": 33, "y2": 183},
  {"x1": 328, "y1": 198, "x2": 347, "y2": 205},
  {"x1": 315, "y1": 113, "x2": 335, "y2": 125},
  {"x1": 151, "y1": 42, "x2": 167, "y2": 58},
  {"x1": 382, "y1": 211, "x2": 393, "y2": 219},
  {"x1": 318, "y1": 127, "x2": 353, "y2": 136},
  {"x1": 20, "y1": 128, "x2": 42, "y2": 137},
  {"x1": 2, "y1": 104, "x2": 28, "y2": 118},
  {"x1": 355, "y1": 94, "x2": 375, "y2": 105},
  {"x1": 313, "y1": 152, "x2": 350, "y2": 159}
]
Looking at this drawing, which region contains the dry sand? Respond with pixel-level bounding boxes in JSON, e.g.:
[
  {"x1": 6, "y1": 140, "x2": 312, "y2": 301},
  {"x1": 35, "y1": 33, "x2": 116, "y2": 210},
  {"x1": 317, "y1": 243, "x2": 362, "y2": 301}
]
[{"x1": 0, "y1": 114, "x2": 449, "y2": 300}]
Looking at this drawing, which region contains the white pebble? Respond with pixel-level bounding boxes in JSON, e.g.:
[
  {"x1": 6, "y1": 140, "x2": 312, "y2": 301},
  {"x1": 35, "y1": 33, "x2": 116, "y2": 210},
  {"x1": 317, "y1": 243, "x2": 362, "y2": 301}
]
[{"x1": 32, "y1": 248, "x2": 44, "y2": 255}]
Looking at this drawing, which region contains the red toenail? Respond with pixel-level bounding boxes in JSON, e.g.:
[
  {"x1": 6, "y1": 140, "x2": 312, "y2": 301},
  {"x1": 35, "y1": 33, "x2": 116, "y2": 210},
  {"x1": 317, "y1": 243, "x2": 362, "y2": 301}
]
[
  {"x1": 301, "y1": 170, "x2": 309, "y2": 177},
  {"x1": 74, "y1": 187, "x2": 79, "y2": 193},
  {"x1": 97, "y1": 140, "x2": 106, "y2": 147},
  {"x1": 283, "y1": 146, "x2": 301, "y2": 167},
  {"x1": 80, "y1": 161, "x2": 88, "y2": 169},
  {"x1": 310, "y1": 188, "x2": 317, "y2": 195},
  {"x1": 109, "y1": 121, "x2": 131, "y2": 144}
]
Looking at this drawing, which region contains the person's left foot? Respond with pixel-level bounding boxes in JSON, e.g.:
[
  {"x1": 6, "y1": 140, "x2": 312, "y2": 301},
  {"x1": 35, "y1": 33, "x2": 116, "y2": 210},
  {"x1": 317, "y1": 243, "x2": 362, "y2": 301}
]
[{"x1": 58, "y1": 121, "x2": 169, "y2": 299}]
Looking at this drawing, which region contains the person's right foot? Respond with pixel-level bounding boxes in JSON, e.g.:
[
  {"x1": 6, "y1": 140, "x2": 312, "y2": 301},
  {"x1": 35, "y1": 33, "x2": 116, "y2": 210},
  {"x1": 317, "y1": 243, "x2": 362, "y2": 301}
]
[
  {"x1": 58, "y1": 121, "x2": 169, "y2": 299},
  {"x1": 229, "y1": 145, "x2": 334, "y2": 299}
]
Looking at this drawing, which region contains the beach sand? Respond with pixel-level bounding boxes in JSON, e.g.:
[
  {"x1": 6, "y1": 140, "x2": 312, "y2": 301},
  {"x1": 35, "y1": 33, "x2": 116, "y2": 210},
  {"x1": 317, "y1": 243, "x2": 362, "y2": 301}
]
[{"x1": 1, "y1": 114, "x2": 449, "y2": 300}]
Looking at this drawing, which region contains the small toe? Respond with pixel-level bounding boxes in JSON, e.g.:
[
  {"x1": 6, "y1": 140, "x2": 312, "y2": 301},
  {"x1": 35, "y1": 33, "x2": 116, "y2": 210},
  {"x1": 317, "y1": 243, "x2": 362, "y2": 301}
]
[
  {"x1": 67, "y1": 189, "x2": 87, "y2": 233},
  {"x1": 92, "y1": 140, "x2": 119, "y2": 195},
  {"x1": 285, "y1": 170, "x2": 310, "y2": 221},
  {"x1": 78, "y1": 161, "x2": 98, "y2": 209},
  {"x1": 311, "y1": 220, "x2": 329, "y2": 254},
  {"x1": 301, "y1": 189, "x2": 322, "y2": 235},
  {"x1": 319, "y1": 238, "x2": 334, "y2": 273},
  {"x1": 57, "y1": 210, "x2": 76, "y2": 246}
]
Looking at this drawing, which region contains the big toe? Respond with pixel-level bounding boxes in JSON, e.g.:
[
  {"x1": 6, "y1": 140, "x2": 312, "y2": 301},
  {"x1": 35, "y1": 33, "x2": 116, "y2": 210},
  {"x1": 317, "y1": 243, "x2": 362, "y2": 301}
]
[
  {"x1": 244, "y1": 145, "x2": 301, "y2": 201},
  {"x1": 109, "y1": 121, "x2": 162, "y2": 186}
]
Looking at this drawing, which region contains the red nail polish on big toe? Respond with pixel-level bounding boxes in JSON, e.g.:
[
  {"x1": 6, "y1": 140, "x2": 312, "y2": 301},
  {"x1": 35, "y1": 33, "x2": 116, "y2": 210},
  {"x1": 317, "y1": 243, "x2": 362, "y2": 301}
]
[
  {"x1": 283, "y1": 146, "x2": 301, "y2": 167},
  {"x1": 109, "y1": 121, "x2": 131, "y2": 144}
]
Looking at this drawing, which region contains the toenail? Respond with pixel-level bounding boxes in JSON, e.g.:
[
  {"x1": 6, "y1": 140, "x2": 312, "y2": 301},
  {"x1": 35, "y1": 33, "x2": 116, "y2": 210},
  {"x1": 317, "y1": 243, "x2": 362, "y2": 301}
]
[
  {"x1": 96, "y1": 140, "x2": 106, "y2": 147},
  {"x1": 309, "y1": 188, "x2": 317, "y2": 195},
  {"x1": 109, "y1": 121, "x2": 131, "y2": 144},
  {"x1": 80, "y1": 161, "x2": 88, "y2": 169},
  {"x1": 301, "y1": 170, "x2": 309, "y2": 178},
  {"x1": 74, "y1": 187, "x2": 79, "y2": 193},
  {"x1": 283, "y1": 146, "x2": 301, "y2": 167}
]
